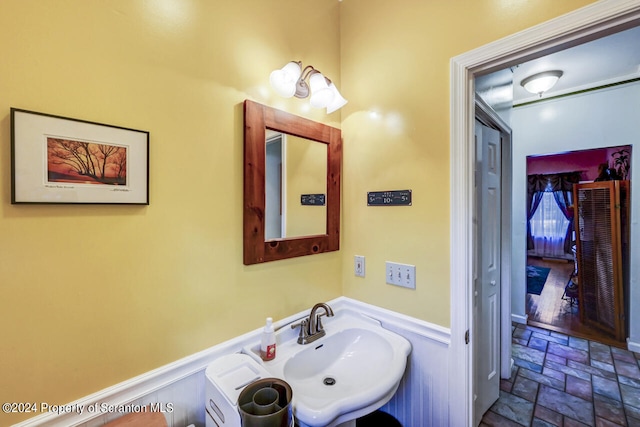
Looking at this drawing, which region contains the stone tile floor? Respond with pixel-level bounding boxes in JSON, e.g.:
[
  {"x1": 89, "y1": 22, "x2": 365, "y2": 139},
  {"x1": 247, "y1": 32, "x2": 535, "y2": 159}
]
[{"x1": 480, "y1": 323, "x2": 640, "y2": 426}]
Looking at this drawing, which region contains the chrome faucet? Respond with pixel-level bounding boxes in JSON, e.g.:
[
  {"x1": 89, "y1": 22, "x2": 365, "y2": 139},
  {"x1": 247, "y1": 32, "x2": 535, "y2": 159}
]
[{"x1": 291, "y1": 302, "x2": 335, "y2": 344}]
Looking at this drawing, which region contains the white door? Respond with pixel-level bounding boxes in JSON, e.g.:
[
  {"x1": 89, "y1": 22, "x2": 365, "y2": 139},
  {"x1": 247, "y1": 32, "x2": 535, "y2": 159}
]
[{"x1": 473, "y1": 120, "x2": 502, "y2": 425}]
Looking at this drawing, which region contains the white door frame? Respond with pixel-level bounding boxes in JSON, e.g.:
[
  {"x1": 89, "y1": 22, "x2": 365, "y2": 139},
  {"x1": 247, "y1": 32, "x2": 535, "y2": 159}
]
[{"x1": 449, "y1": 1, "x2": 640, "y2": 425}]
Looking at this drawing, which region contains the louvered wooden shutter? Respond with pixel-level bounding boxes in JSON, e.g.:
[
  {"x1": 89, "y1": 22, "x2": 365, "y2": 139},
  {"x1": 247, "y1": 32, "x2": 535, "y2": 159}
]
[{"x1": 573, "y1": 180, "x2": 629, "y2": 341}]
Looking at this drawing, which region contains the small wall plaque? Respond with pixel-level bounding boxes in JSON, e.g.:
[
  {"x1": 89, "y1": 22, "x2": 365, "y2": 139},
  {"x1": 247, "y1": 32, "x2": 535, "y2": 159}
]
[
  {"x1": 301, "y1": 194, "x2": 326, "y2": 206},
  {"x1": 367, "y1": 190, "x2": 412, "y2": 206}
]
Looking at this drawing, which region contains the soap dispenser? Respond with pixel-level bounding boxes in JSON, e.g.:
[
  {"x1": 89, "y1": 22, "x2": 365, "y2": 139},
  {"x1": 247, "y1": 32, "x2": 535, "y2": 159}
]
[{"x1": 260, "y1": 317, "x2": 276, "y2": 361}]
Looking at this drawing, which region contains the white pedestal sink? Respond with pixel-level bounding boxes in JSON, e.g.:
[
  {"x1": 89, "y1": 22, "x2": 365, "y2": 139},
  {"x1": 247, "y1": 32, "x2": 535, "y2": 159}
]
[{"x1": 243, "y1": 308, "x2": 411, "y2": 427}]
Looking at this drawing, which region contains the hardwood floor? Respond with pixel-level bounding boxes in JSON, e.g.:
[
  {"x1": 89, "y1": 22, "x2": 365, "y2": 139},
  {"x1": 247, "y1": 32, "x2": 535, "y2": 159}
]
[{"x1": 525, "y1": 257, "x2": 625, "y2": 348}]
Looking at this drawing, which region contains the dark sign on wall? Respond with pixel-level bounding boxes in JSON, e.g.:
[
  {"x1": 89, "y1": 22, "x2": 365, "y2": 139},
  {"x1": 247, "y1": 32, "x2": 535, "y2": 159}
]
[
  {"x1": 301, "y1": 194, "x2": 326, "y2": 206},
  {"x1": 367, "y1": 190, "x2": 412, "y2": 206}
]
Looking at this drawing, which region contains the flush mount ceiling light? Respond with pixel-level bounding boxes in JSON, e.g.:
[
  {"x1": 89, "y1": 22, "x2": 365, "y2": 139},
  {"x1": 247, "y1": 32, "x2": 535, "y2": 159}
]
[
  {"x1": 520, "y1": 70, "x2": 563, "y2": 96},
  {"x1": 269, "y1": 61, "x2": 348, "y2": 114}
]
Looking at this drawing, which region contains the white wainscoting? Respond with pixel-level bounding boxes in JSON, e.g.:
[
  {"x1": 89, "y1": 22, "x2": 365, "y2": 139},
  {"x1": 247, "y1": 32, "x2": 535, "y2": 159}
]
[
  {"x1": 14, "y1": 297, "x2": 451, "y2": 427},
  {"x1": 370, "y1": 310, "x2": 451, "y2": 425},
  {"x1": 78, "y1": 372, "x2": 206, "y2": 427}
]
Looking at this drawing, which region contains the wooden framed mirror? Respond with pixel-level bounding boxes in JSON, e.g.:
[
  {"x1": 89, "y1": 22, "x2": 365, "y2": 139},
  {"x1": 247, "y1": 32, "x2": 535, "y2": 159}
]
[{"x1": 243, "y1": 100, "x2": 341, "y2": 265}]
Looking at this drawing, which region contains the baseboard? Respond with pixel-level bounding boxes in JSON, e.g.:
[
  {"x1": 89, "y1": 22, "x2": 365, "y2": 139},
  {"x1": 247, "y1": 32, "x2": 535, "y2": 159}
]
[
  {"x1": 511, "y1": 313, "x2": 528, "y2": 325},
  {"x1": 627, "y1": 338, "x2": 640, "y2": 353}
]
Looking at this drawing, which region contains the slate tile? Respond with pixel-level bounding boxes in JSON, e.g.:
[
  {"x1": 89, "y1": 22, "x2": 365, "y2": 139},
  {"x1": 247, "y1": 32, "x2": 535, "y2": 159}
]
[
  {"x1": 618, "y1": 375, "x2": 640, "y2": 388},
  {"x1": 592, "y1": 375, "x2": 622, "y2": 401},
  {"x1": 611, "y1": 346, "x2": 637, "y2": 364},
  {"x1": 627, "y1": 416, "x2": 640, "y2": 427},
  {"x1": 590, "y1": 359, "x2": 616, "y2": 374},
  {"x1": 513, "y1": 342, "x2": 547, "y2": 365},
  {"x1": 526, "y1": 325, "x2": 551, "y2": 335},
  {"x1": 530, "y1": 336, "x2": 549, "y2": 352},
  {"x1": 520, "y1": 367, "x2": 565, "y2": 391},
  {"x1": 489, "y1": 390, "x2": 534, "y2": 426},
  {"x1": 532, "y1": 418, "x2": 557, "y2": 427},
  {"x1": 481, "y1": 409, "x2": 525, "y2": 427},
  {"x1": 625, "y1": 403, "x2": 640, "y2": 422},
  {"x1": 501, "y1": 378, "x2": 514, "y2": 393},
  {"x1": 513, "y1": 337, "x2": 529, "y2": 346},
  {"x1": 542, "y1": 366, "x2": 566, "y2": 383},
  {"x1": 621, "y1": 383, "x2": 640, "y2": 408},
  {"x1": 567, "y1": 375, "x2": 593, "y2": 401},
  {"x1": 546, "y1": 353, "x2": 567, "y2": 366},
  {"x1": 513, "y1": 327, "x2": 533, "y2": 341},
  {"x1": 533, "y1": 331, "x2": 570, "y2": 345},
  {"x1": 568, "y1": 360, "x2": 618, "y2": 381},
  {"x1": 548, "y1": 342, "x2": 589, "y2": 364},
  {"x1": 515, "y1": 357, "x2": 544, "y2": 373},
  {"x1": 545, "y1": 359, "x2": 591, "y2": 381},
  {"x1": 594, "y1": 417, "x2": 625, "y2": 426},
  {"x1": 534, "y1": 405, "x2": 563, "y2": 426},
  {"x1": 550, "y1": 331, "x2": 569, "y2": 345},
  {"x1": 499, "y1": 322, "x2": 640, "y2": 427},
  {"x1": 513, "y1": 375, "x2": 539, "y2": 402},
  {"x1": 536, "y1": 385, "x2": 594, "y2": 426},
  {"x1": 569, "y1": 336, "x2": 590, "y2": 352},
  {"x1": 593, "y1": 393, "x2": 627, "y2": 426},
  {"x1": 564, "y1": 418, "x2": 591, "y2": 427},
  {"x1": 590, "y1": 341, "x2": 613, "y2": 364},
  {"x1": 614, "y1": 359, "x2": 640, "y2": 378}
]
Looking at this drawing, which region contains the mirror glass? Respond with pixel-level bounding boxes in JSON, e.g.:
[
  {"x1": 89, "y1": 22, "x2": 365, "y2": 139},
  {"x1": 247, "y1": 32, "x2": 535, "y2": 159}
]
[
  {"x1": 243, "y1": 100, "x2": 341, "y2": 265},
  {"x1": 265, "y1": 130, "x2": 327, "y2": 240}
]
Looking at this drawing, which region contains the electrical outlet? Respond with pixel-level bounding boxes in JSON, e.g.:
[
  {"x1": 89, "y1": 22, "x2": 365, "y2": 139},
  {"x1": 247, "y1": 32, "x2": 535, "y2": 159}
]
[
  {"x1": 386, "y1": 261, "x2": 416, "y2": 289},
  {"x1": 355, "y1": 255, "x2": 365, "y2": 277}
]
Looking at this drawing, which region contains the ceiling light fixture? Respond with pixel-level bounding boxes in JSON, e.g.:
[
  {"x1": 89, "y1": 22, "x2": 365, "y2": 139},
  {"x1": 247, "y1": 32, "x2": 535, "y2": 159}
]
[
  {"x1": 520, "y1": 70, "x2": 563, "y2": 96},
  {"x1": 269, "y1": 61, "x2": 348, "y2": 114}
]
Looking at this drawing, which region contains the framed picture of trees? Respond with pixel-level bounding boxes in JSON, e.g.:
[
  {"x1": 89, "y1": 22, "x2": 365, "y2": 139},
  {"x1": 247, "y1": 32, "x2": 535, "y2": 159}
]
[{"x1": 11, "y1": 108, "x2": 149, "y2": 204}]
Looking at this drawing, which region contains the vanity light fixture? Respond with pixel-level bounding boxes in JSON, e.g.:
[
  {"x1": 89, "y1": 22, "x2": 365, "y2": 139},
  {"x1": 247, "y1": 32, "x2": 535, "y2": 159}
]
[
  {"x1": 520, "y1": 70, "x2": 563, "y2": 96},
  {"x1": 270, "y1": 61, "x2": 348, "y2": 113}
]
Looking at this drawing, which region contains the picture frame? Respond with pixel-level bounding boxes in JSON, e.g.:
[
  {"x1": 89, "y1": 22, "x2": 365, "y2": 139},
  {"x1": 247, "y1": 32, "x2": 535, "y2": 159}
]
[{"x1": 11, "y1": 108, "x2": 149, "y2": 204}]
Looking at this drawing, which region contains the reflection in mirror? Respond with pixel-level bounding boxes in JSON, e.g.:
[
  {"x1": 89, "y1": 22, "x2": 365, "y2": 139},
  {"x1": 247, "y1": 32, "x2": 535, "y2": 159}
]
[
  {"x1": 243, "y1": 100, "x2": 341, "y2": 265},
  {"x1": 265, "y1": 131, "x2": 327, "y2": 240}
]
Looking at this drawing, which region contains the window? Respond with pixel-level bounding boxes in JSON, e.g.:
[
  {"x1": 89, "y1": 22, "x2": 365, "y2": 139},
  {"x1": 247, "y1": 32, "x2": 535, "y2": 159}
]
[{"x1": 529, "y1": 191, "x2": 570, "y2": 258}]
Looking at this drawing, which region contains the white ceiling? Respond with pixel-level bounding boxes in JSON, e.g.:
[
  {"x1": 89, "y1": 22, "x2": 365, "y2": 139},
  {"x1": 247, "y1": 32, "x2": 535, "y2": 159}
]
[{"x1": 476, "y1": 25, "x2": 640, "y2": 110}]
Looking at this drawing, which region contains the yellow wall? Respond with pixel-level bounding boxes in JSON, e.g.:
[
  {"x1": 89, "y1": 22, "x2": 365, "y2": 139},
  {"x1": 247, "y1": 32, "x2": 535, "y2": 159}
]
[
  {"x1": 0, "y1": 0, "x2": 600, "y2": 424},
  {"x1": 0, "y1": 1, "x2": 341, "y2": 423},
  {"x1": 286, "y1": 135, "x2": 327, "y2": 237},
  {"x1": 338, "y1": 0, "x2": 595, "y2": 325}
]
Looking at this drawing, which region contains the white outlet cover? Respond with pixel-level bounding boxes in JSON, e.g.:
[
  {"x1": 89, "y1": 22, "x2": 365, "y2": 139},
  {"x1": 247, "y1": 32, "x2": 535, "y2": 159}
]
[
  {"x1": 355, "y1": 255, "x2": 365, "y2": 277},
  {"x1": 386, "y1": 261, "x2": 415, "y2": 289}
]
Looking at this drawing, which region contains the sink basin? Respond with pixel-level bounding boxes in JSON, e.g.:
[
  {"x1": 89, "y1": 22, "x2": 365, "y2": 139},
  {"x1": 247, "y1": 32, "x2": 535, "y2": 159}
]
[
  {"x1": 243, "y1": 309, "x2": 411, "y2": 427},
  {"x1": 284, "y1": 328, "x2": 394, "y2": 394}
]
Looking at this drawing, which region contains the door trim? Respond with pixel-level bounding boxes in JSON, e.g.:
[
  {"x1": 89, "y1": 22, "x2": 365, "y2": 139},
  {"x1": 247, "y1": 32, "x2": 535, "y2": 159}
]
[{"x1": 449, "y1": 1, "x2": 640, "y2": 425}]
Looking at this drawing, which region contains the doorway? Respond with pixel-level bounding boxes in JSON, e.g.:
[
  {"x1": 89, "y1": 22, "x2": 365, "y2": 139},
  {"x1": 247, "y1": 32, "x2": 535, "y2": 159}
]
[
  {"x1": 525, "y1": 146, "x2": 632, "y2": 347},
  {"x1": 449, "y1": 3, "x2": 640, "y2": 426}
]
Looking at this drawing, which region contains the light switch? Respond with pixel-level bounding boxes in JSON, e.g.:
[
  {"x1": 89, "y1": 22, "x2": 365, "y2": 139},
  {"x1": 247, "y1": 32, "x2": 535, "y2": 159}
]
[{"x1": 385, "y1": 261, "x2": 416, "y2": 289}]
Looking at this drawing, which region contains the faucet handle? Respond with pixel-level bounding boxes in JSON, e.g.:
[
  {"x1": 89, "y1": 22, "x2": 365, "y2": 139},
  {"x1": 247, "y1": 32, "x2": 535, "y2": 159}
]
[
  {"x1": 291, "y1": 318, "x2": 309, "y2": 343},
  {"x1": 316, "y1": 312, "x2": 328, "y2": 331}
]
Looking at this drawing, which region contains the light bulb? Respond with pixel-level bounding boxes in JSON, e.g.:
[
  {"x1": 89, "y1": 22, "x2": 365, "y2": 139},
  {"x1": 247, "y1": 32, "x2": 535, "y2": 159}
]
[
  {"x1": 309, "y1": 72, "x2": 334, "y2": 108},
  {"x1": 269, "y1": 62, "x2": 302, "y2": 98}
]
